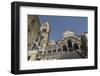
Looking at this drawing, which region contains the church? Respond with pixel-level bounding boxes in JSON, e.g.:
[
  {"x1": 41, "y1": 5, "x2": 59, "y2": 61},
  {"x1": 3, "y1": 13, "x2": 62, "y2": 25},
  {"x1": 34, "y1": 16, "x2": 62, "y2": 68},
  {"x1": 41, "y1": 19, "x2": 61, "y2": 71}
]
[
  {"x1": 28, "y1": 15, "x2": 87, "y2": 61},
  {"x1": 43, "y1": 30, "x2": 87, "y2": 60}
]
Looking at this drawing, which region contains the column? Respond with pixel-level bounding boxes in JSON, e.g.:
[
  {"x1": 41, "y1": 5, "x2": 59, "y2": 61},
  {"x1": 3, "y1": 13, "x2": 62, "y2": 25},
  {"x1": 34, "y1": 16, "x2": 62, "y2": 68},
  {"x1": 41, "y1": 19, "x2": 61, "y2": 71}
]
[
  {"x1": 66, "y1": 44, "x2": 69, "y2": 53},
  {"x1": 61, "y1": 44, "x2": 63, "y2": 53},
  {"x1": 72, "y1": 42, "x2": 74, "y2": 51},
  {"x1": 78, "y1": 43, "x2": 81, "y2": 50}
]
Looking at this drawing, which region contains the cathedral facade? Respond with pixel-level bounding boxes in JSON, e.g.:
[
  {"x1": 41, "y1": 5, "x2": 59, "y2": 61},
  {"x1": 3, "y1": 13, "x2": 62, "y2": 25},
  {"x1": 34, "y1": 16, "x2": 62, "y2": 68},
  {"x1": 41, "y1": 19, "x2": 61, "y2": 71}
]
[{"x1": 43, "y1": 31, "x2": 85, "y2": 60}]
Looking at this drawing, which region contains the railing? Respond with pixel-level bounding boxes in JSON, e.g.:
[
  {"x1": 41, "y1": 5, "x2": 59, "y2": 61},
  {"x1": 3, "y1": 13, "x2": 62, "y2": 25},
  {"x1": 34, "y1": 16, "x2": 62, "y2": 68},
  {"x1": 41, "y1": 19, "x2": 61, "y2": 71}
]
[{"x1": 76, "y1": 49, "x2": 87, "y2": 58}]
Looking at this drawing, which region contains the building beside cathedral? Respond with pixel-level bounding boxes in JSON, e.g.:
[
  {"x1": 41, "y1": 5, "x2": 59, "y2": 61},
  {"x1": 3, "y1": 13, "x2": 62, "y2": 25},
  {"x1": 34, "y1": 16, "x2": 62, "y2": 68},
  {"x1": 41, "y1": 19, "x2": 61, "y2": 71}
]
[
  {"x1": 28, "y1": 16, "x2": 88, "y2": 61},
  {"x1": 28, "y1": 15, "x2": 50, "y2": 60},
  {"x1": 28, "y1": 15, "x2": 41, "y2": 60}
]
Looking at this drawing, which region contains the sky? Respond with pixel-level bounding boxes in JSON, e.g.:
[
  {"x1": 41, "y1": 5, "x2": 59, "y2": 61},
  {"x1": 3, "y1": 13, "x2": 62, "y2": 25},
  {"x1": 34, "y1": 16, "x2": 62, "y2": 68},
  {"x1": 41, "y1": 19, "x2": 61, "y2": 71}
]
[{"x1": 39, "y1": 15, "x2": 87, "y2": 41}]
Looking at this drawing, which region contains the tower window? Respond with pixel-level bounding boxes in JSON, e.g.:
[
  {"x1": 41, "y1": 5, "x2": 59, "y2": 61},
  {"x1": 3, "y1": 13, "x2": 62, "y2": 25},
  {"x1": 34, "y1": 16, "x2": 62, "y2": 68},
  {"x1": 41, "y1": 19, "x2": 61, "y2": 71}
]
[
  {"x1": 41, "y1": 36, "x2": 44, "y2": 40},
  {"x1": 42, "y1": 29, "x2": 46, "y2": 32}
]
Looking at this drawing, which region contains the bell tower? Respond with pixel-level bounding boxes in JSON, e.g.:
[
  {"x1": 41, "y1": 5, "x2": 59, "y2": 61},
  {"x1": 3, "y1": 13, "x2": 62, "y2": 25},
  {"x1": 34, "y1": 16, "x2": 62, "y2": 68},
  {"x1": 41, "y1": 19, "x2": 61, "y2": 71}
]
[{"x1": 40, "y1": 21, "x2": 50, "y2": 55}]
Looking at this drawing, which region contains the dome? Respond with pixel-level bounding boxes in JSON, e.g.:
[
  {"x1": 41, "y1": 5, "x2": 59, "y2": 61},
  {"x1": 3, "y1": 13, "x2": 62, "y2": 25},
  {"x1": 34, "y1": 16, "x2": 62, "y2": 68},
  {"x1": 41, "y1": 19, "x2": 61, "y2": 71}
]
[{"x1": 63, "y1": 31, "x2": 75, "y2": 38}]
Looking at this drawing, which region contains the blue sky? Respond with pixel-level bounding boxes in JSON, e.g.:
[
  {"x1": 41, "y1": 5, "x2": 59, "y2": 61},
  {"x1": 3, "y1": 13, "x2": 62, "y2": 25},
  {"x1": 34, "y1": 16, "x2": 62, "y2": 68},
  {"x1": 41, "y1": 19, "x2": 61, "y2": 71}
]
[{"x1": 39, "y1": 15, "x2": 87, "y2": 41}]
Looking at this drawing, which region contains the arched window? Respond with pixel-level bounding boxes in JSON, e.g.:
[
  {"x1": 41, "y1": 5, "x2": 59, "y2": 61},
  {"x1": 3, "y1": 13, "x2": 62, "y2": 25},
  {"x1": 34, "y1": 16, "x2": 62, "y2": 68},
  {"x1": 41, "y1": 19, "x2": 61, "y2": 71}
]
[
  {"x1": 42, "y1": 29, "x2": 46, "y2": 32},
  {"x1": 74, "y1": 43, "x2": 79, "y2": 50},
  {"x1": 58, "y1": 48, "x2": 61, "y2": 52},
  {"x1": 67, "y1": 39, "x2": 73, "y2": 51},
  {"x1": 48, "y1": 50, "x2": 51, "y2": 53},
  {"x1": 63, "y1": 45, "x2": 67, "y2": 52},
  {"x1": 53, "y1": 49, "x2": 56, "y2": 53},
  {"x1": 67, "y1": 39, "x2": 72, "y2": 48}
]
